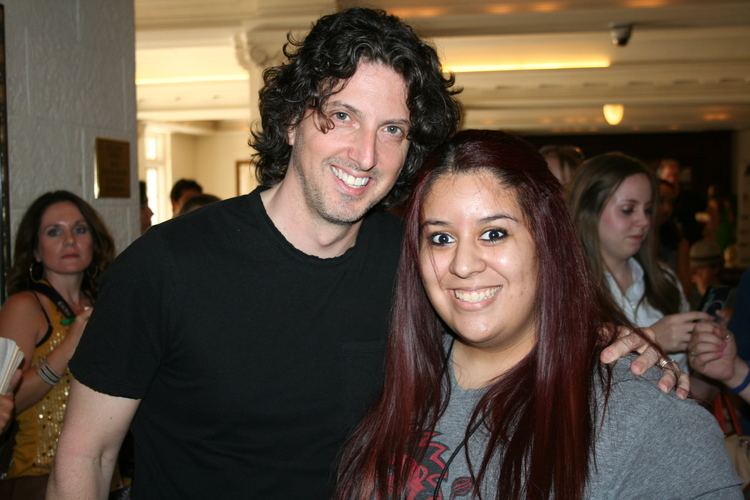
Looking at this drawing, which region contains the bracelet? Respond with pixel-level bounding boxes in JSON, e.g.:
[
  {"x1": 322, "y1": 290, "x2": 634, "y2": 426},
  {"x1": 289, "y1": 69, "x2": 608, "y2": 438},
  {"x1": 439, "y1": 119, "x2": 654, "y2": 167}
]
[
  {"x1": 729, "y1": 364, "x2": 750, "y2": 394},
  {"x1": 37, "y1": 358, "x2": 61, "y2": 385}
]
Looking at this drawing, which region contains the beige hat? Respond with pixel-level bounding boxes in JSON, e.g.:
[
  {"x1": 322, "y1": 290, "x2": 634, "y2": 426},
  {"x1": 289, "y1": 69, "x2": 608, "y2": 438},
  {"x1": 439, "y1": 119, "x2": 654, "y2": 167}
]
[{"x1": 689, "y1": 240, "x2": 723, "y2": 268}]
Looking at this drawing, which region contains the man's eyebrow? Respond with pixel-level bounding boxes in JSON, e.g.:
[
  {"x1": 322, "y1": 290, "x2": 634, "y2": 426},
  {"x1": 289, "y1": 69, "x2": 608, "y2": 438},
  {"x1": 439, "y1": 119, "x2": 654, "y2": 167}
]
[{"x1": 327, "y1": 100, "x2": 410, "y2": 127}]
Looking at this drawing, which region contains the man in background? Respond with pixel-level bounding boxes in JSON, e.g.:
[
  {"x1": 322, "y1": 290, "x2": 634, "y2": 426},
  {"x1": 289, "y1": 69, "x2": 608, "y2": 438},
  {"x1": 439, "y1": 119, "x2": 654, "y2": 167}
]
[
  {"x1": 138, "y1": 180, "x2": 153, "y2": 234},
  {"x1": 169, "y1": 178, "x2": 203, "y2": 216},
  {"x1": 657, "y1": 158, "x2": 706, "y2": 244}
]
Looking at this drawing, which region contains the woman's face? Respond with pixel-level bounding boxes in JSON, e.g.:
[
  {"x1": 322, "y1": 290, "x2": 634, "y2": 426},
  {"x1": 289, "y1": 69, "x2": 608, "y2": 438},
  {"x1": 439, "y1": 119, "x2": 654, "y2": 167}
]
[
  {"x1": 598, "y1": 173, "x2": 652, "y2": 266},
  {"x1": 34, "y1": 201, "x2": 94, "y2": 278},
  {"x1": 419, "y1": 171, "x2": 538, "y2": 356}
]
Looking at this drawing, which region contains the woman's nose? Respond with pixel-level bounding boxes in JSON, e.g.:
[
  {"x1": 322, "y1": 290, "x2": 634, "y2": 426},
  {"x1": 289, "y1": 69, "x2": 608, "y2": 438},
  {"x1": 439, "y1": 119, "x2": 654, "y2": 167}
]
[{"x1": 449, "y1": 240, "x2": 485, "y2": 278}]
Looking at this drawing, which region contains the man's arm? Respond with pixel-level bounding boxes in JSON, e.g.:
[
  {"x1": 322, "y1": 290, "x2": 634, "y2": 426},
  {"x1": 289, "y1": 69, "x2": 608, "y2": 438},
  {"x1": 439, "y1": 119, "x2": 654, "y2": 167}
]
[{"x1": 47, "y1": 379, "x2": 140, "y2": 500}]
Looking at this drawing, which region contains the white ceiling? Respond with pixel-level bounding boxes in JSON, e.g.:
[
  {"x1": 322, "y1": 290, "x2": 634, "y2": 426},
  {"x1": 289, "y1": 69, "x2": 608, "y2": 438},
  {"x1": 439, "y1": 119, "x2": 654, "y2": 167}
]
[{"x1": 134, "y1": 0, "x2": 750, "y2": 134}]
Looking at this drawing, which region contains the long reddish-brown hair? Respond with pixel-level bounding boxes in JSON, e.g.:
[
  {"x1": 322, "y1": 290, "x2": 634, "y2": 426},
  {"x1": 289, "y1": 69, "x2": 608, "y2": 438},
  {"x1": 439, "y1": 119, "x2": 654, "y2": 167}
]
[{"x1": 336, "y1": 130, "x2": 639, "y2": 499}]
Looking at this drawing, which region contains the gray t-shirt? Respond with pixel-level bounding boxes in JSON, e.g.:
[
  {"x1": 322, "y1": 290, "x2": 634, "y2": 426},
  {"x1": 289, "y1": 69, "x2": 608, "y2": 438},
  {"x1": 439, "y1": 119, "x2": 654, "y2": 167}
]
[{"x1": 408, "y1": 356, "x2": 742, "y2": 499}]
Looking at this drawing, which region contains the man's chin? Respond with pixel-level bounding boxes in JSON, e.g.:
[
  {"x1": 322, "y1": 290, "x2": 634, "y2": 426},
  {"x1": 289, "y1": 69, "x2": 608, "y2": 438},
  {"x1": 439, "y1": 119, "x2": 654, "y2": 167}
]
[
  {"x1": 321, "y1": 211, "x2": 368, "y2": 226},
  {"x1": 320, "y1": 202, "x2": 374, "y2": 226}
]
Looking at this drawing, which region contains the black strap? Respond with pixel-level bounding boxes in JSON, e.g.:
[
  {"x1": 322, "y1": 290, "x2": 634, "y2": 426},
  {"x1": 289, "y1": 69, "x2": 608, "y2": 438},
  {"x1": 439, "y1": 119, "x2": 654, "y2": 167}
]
[
  {"x1": 30, "y1": 290, "x2": 54, "y2": 346},
  {"x1": 29, "y1": 281, "x2": 76, "y2": 324},
  {"x1": 30, "y1": 289, "x2": 52, "y2": 328}
]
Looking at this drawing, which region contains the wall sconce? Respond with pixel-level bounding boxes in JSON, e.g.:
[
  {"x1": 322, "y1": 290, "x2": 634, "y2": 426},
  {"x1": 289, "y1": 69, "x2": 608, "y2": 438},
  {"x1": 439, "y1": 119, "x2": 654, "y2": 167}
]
[{"x1": 602, "y1": 104, "x2": 624, "y2": 125}]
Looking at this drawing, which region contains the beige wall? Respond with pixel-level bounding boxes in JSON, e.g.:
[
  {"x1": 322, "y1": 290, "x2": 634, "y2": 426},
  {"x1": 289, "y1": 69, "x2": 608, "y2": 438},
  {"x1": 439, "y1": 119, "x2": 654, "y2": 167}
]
[
  {"x1": 170, "y1": 133, "x2": 198, "y2": 187},
  {"x1": 4, "y1": 0, "x2": 137, "y2": 254},
  {"x1": 194, "y1": 129, "x2": 254, "y2": 200},
  {"x1": 163, "y1": 127, "x2": 253, "y2": 202}
]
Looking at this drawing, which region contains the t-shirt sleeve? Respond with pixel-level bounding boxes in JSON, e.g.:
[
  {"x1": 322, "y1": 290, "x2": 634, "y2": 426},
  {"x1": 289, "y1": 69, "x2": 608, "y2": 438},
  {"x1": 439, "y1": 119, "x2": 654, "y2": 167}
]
[{"x1": 70, "y1": 229, "x2": 178, "y2": 399}]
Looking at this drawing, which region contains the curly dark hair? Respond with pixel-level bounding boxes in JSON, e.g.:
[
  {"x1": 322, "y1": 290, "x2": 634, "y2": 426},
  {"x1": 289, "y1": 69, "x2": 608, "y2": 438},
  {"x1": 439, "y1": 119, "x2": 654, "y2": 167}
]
[
  {"x1": 250, "y1": 7, "x2": 462, "y2": 208},
  {"x1": 7, "y1": 190, "x2": 115, "y2": 299}
]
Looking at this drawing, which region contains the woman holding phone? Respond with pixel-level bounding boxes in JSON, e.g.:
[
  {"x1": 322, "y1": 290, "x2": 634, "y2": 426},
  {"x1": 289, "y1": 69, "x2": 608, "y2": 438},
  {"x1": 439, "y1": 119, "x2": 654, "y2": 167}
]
[{"x1": 568, "y1": 153, "x2": 719, "y2": 375}]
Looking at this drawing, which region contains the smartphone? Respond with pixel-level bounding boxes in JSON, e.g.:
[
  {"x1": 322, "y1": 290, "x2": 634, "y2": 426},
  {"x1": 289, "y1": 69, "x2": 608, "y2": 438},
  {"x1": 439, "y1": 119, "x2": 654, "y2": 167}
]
[{"x1": 698, "y1": 285, "x2": 732, "y2": 320}]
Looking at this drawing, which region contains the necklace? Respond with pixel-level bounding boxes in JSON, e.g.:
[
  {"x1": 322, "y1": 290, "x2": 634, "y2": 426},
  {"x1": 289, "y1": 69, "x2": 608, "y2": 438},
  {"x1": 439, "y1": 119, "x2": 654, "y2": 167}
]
[
  {"x1": 432, "y1": 419, "x2": 483, "y2": 499},
  {"x1": 432, "y1": 337, "x2": 484, "y2": 499}
]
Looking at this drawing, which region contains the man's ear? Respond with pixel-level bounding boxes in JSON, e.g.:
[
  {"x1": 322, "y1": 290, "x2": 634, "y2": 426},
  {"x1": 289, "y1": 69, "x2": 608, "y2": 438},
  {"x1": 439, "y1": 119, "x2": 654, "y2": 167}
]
[{"x1": 287, "y1": 125, "x2": 296, "y2": 146}]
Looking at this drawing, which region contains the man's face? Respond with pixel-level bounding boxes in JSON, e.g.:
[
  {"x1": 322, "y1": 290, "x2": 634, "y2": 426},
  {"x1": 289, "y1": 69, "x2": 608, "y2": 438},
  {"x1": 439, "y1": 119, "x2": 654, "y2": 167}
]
[
  {"x1": 286, "y1": 61, "x2": 411, "y2": 225},
  {"x1": 658, "y1": 163, "x2": 680, "y2": 187},
  {"x1": 657, "y1": 182, "x2": 676, "y2": 224},
  {"x1": 173, "y1": 189, "x2": 201, "y2": 215}
]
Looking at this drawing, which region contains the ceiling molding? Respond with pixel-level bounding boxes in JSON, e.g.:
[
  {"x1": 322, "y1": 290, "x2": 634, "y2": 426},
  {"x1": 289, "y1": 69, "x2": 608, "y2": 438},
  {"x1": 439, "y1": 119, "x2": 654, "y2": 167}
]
[{"x1": 135, "y1": 0, "x2": 750, "y2": 134}]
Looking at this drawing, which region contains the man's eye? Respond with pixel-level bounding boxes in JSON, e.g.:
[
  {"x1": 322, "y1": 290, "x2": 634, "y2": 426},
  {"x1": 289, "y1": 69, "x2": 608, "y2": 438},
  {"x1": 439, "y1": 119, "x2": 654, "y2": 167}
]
[
  {"x1": 479, "y1": 229, "x2": 506, "y2": 242},
  {"x1": 429, "y1": 233, "x2": 455, "y2": 245},
  {"x1": 332, "y1": 112, "x2": 349, "y2": 121},
  {"x1": 384, "y1": 125, "x2": 404, "y2": 137}
]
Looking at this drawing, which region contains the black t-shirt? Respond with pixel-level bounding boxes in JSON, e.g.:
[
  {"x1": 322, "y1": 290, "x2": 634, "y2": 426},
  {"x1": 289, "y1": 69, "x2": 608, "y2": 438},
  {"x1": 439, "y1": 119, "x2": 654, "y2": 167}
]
[{"x1": 70, "y1": 189, "x2": 403, "y2": 498}]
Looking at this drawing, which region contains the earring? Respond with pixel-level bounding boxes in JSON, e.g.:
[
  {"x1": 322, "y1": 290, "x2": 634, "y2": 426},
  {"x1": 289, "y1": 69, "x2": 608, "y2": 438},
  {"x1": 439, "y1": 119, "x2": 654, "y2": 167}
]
[{"x1": 28, "y1": 260, "x2": 43, "y2": 282}]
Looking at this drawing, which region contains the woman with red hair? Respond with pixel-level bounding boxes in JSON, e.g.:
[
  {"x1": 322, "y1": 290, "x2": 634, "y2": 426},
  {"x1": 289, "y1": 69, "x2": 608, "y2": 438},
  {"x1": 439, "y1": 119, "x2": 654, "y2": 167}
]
[{"x1": 336, "y1": 130, "x2": 739, "y2": 499}]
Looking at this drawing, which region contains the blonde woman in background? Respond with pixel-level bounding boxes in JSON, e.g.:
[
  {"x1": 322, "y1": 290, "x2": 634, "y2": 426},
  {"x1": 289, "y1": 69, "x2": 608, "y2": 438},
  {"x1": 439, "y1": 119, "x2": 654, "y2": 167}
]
[{"x1": 568, "y1": 153, "x2": 720, "y2": 399}]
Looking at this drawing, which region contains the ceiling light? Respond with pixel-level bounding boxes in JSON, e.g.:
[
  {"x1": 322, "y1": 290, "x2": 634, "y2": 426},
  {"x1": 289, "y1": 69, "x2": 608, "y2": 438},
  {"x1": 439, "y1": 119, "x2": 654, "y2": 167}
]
[
  {"x1": 602, "y1": 104, "x2": 624, "y2": 125},
  {"x1": 136, "y1": 74, "x2": 249, "y2": 85},
  {"x1": 703, "y1": 112, "x2": 729, "y2": 122},
  {"x1": 444, "y1": 60, "x2": 610, "y2": 73},
  {"x1": 389, "y1": 7, "x2": 444, "y2": 18}
]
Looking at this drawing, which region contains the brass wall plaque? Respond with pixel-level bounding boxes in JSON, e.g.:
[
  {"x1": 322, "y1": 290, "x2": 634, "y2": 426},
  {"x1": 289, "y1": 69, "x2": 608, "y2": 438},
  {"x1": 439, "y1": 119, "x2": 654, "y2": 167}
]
[{"x1": 95, "y1": 137, "x2": 130, "y2": 198}]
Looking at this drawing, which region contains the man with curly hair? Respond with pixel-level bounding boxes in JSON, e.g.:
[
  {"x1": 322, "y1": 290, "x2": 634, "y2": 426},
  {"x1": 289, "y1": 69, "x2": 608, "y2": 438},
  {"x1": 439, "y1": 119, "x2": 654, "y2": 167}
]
[{"x1": 49, "y1": 8, "x2": 460, "y2": 499}]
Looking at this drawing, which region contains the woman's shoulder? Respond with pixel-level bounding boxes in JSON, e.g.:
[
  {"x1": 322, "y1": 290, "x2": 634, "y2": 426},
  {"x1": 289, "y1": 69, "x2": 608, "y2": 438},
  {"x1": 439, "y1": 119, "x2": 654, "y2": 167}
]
[
  {"x1": 0, "y1": 291, "x2": 48, "y2": 343},
  {"x1": 588, "y1": 357, "x2": 742, "y2": 497},
  {"x1": 604, "y1": 357, "x2": 715, "y2": 429},
  {"x1": 603, "y1": 357, "x2": 719, "y2": 433},
  {"x1": 1, "y1": 291, "x2": 43, "y2": 315}
]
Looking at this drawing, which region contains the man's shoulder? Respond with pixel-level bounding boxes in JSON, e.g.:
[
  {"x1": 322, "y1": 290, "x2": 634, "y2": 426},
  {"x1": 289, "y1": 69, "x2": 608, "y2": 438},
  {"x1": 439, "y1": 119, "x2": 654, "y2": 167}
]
[
  {"x1": 164, "y1": 194, "x2": 252, "y2": 230},
  {"x1": 141, "y1": 195, "x2": 254, "y2": 247}
]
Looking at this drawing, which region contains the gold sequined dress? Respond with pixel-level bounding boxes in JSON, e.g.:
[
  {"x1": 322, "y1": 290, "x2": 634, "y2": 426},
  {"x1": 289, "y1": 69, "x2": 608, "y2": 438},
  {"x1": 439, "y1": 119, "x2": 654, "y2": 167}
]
[{"x1": 6, "y1": 303, "x2": 71, "y2": 478}]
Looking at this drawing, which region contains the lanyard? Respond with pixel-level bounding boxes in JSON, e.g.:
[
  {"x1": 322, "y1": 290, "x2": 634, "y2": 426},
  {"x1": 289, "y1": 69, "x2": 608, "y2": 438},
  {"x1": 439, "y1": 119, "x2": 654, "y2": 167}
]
[{"x1": 30, "y1": 281, "x2": 76, "y2": 325}]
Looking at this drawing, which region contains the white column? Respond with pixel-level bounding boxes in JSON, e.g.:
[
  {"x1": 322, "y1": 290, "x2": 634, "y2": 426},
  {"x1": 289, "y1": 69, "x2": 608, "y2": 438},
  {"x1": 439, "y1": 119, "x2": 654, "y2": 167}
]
[{"x1": 234, "y1": 0, "x2": 337, "y2": 131}]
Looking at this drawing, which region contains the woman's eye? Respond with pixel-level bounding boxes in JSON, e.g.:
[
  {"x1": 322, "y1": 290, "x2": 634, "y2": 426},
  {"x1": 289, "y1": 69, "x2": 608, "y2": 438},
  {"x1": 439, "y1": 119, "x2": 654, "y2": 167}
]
[
  {"x1": 45, "y1": 227, "x2": 61, "y2": 237},
  {"x1": 480, "y1": 229, "x2": 506, "y2": 242},
  {"x1": 429, "y1": 233, "x2": 455, "y2": 245},
  {"x1": 74, "y1": 224, "x2": 89, "y2": 235},
  {"x1": 621, "y1": 207, "x2": 634, "y2": 215}
]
